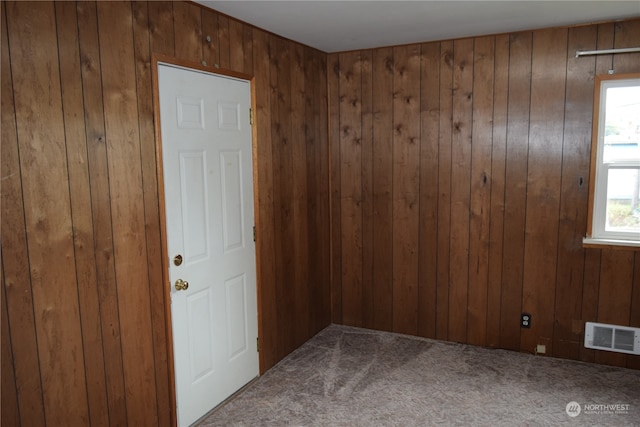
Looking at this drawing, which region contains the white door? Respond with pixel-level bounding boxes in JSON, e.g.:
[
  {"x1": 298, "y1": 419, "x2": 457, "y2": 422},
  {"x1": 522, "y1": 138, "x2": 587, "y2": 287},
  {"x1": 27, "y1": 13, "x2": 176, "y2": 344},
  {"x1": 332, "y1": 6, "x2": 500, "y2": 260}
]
[{"x1": 158, "y1": 63, "x2": 259, "y2": 427}]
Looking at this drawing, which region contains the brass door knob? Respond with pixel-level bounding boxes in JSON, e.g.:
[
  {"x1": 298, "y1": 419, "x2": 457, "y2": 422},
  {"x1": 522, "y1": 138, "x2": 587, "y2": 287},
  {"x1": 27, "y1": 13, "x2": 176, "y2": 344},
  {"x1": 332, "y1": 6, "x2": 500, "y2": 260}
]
[{"x1": 175, "y1": 279, "x2": 189, "y2": 291}]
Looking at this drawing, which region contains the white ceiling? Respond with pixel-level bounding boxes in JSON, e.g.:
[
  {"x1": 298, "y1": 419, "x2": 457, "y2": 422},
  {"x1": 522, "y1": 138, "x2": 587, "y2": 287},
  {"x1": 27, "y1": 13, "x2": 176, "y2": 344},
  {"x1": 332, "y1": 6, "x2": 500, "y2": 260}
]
[{"x1": 195, "y1": 1, "x2": 640, "y2": 53}]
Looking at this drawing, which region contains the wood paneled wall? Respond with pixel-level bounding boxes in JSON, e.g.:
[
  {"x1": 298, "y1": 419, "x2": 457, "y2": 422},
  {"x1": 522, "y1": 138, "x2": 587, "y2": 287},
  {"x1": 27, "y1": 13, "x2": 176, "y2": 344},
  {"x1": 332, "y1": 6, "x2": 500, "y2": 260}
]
[
  {"x1": 1, "y1": 1, "x2": 330, "y2": 426},
  {"x1": 329, "y1": 20, "x2": 640, "y2": 369}
]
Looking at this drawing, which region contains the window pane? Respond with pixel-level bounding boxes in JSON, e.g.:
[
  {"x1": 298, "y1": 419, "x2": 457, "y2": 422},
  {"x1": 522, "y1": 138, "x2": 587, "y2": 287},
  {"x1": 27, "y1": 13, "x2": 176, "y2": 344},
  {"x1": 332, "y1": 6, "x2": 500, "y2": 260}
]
[
  {"x1": 603, "y1": 86, "x2": 640, "y2": 163},
  {"x1": 605, "y1": 168, "x2": 640, "y2": 232}
]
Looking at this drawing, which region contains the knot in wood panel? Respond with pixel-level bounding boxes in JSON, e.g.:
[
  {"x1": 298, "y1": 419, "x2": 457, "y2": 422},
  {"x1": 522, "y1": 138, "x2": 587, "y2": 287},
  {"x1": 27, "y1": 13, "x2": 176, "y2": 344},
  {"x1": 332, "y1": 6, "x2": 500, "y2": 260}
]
[
  {"x1": 80, "y1": 53, "x2": 97, "y2": 72},
  {"x1": 101, "y1": 248, "x2": 113, "y2": 262},
  {"x1": 138, "y1": 60, "x2": 150, "y2": 72},
  {"x1": 385, "y1": 58, "x2": 394, "y2": 73},
  {"x1": 443, "y1": 51, "x2": 453, "y2": 67}
]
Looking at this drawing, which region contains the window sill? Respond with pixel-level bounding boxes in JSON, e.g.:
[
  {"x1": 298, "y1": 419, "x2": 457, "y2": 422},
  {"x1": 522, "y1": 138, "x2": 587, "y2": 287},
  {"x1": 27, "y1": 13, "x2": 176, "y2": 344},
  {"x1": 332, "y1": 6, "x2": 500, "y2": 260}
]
[{"x1": 582, "y1": 237, "x2": 640, "y2": 251}]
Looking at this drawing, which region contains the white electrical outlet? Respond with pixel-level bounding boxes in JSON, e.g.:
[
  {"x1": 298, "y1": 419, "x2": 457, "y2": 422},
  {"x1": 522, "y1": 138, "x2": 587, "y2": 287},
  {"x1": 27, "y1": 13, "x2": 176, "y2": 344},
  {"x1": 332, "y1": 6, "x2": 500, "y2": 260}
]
[{"x1": 536, "y1": 344, "x2": 546, "y2": 354}]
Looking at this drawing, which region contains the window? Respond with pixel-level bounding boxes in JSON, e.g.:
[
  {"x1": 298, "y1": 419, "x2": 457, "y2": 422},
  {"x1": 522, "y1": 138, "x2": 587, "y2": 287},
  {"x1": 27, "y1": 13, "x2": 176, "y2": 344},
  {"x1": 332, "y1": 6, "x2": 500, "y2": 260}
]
[{"x1": 585, "y1": 73, "x2": 640, "y2": 248}]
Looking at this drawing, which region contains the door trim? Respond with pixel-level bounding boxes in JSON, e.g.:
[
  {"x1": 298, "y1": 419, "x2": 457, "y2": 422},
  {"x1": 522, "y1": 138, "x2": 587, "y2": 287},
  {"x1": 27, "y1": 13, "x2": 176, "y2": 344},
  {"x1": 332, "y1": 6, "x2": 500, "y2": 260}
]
[{"x1": 151, "y1": 54, "x2": 262, "y2": 427}]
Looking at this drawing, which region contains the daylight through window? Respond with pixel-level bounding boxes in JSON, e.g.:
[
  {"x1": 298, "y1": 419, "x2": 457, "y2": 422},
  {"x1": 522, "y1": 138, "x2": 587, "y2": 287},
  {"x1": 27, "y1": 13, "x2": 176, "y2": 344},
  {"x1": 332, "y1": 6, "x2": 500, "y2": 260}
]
[{"x1": 585, "y1": 73, "x2": 640, "y2": 248}]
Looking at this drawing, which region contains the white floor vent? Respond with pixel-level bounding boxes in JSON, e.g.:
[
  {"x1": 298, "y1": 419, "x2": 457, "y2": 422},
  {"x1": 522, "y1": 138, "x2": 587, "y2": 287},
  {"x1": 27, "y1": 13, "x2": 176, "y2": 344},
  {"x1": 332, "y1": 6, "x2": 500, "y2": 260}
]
[{"x1": 584, "y1": 322, "x2": 640, "y2": 355}]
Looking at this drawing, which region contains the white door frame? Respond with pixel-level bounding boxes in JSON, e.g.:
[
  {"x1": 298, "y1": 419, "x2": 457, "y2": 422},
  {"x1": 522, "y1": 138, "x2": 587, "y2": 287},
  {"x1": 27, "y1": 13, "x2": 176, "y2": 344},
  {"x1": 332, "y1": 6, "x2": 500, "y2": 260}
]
[{"x1": 151, "y1": 54, "x2": 262, "y2": 427}]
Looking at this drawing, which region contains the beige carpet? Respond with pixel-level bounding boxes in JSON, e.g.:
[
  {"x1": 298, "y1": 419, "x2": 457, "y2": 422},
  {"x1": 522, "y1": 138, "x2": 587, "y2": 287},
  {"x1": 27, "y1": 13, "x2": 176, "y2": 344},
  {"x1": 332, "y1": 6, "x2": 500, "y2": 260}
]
[{"x1": 197, "y1": 325, "x2": 640, "y2": 426}]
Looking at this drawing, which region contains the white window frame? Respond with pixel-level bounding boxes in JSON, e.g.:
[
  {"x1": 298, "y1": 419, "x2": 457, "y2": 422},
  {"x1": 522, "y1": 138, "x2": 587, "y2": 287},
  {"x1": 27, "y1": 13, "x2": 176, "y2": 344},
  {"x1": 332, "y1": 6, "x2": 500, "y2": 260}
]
[{"x1": 584, "y1": 73, "x2": 640, "y2": 249}]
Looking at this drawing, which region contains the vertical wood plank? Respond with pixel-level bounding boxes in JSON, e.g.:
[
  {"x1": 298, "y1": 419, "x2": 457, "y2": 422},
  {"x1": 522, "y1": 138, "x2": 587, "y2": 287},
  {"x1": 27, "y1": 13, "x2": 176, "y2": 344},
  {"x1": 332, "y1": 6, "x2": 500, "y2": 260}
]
[
  {"x1": 55, "y1": 2, "x2": 110, "y2": 425},
  {"x1": 339, "y1": 50, "x2": 363, "y2": 327},
  {"x1": 148, "y1": 1, "x2": 175, "y2": 56},
  {"x1": 392, "y1": 44, "x2": 421, "y2": 335},
  {"x1": 552, "y1": 25, "x2": 597, "y2": 360},
  {"x1": 279, "y1": 37, "x2": 296, "y2": 354},
  {"x1": 201, "y1": 9, "x2": 219, "y2": 67},
  {"x1": 371, "y1": 47, "x2": 394, "y2": 332},
  {"x1": 229, "y1": 18, "x2": 244, "y2": 71},
  {"x1": 520, "y1": 28, "x2": 568, "y2": 355},
  {"x1": 305, "y1": 46, "x2": 321, "y2": 335},
  {"x1": 486, "y1": 34, "x2": 509, "y2": 348},
  {"x1": 2, "y1": 12, "x2": 28, "y2": 425},
  {"x1": 361, "y1": 50, "x2": 374, "y2": 329},
  {"x1": 172, "y1": 1, "x2": 202, "y2": 62},
  {"x1": 218, "y1": 15, "x2": 230, "y2": 69},
  {"x1": 418, "y1": 42, "x2": 439, "y2": 338},
  {"x1": 76, "y1": 2, "x2": 127, "y2": 423},
  {"x1": 1, "y1": 272, "x2": 20, "y2": 427},
  {"x1": 7, "y1": 2, "x2": 89, "y2": 424},
  {"x1": 467, "y1": 36, "x2": 494, "y2": 346},
  {"x1": 291, "y1": 42, "x2": 309, "y2": 346},
  {"x1": 1, "y1": 4, "x2": 46, "y2": 424},
  {"x1": 580, "y1": 249, "x2": 601, "y2": 363},
  {"x1": 595, "y1": 250, "x2": 634, "y2": 367},
  {"x1": 436, "y1": 41, "x2": 454, "y2": 340},
  {"x1": 253, "y1": 28, "x2": 278, "y2": 371},
  {"x1": 315, "y1": 49, "x2": 331, "y2": 331},
  {"x1": 96, "y1": 2, "x2": 158, "y2": 424},
  {"x1": 131, "y1": 2, "x2": 171, "y2": 425},
  {"x1": 328, "y1": 52, "x2": 343, "y2": 324},
  {"x1": 448, "y1": 38, "x2": 474, "y2": 343},
  {"x1": 595, "y1": 23, "x2": 615, "y2": 76},
  {"x1": 272, "y1": 36, "x2": 295, "y2": 355},
  {"x1": 243, "y1": 24, "x2": 254, "y2": 75},
  {"x1": 500, "y1": 32, "x2": 532, "y2": 351}
]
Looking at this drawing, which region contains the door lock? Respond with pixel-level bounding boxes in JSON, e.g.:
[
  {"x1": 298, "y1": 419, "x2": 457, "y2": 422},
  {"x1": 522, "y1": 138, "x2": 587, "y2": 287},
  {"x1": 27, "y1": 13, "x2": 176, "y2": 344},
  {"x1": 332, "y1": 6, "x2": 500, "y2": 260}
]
[
  {"x1": 173, "y1": 254, "x2": 183, "y2": 266},
  {"x1": 175, "y1": 279, "x2": 189, "y2": 291}
]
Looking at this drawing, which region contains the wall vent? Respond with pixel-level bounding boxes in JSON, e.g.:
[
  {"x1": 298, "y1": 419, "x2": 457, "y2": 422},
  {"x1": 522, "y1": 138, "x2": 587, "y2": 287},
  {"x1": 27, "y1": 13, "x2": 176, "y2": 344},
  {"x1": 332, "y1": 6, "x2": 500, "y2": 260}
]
[{"x1": 584, "y1": 322, "x2": 640, "y2": 355}]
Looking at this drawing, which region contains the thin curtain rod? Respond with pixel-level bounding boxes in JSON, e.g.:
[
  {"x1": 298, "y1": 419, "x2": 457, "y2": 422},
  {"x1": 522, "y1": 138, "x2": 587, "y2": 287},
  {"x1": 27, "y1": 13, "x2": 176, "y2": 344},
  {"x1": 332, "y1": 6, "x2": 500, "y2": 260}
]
[{"x1": 575, "y1": 47, "x2": 640, "y2": 58}]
